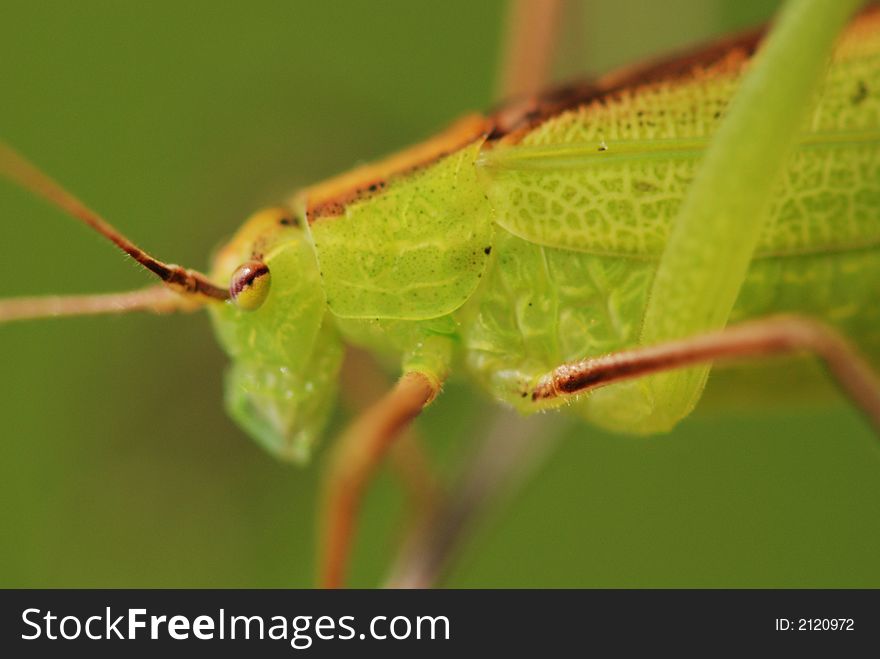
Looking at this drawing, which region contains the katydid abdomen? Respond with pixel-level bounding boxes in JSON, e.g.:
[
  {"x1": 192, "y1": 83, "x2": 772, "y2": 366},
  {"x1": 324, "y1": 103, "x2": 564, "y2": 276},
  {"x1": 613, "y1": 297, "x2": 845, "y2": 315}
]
[
  {"x1": 465, "y1": 7, "x2": 880, "y2": 432},
  {"x1": 463, "y1": 229, "x2": 880, "y2": 432}
]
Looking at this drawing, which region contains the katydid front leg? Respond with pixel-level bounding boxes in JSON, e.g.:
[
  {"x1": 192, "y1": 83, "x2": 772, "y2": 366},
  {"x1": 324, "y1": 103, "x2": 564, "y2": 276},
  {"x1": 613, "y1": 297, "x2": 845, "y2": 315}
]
[
  {"x1": 318, "y1": 370, "x2": 443, "y2": 589},
  {"x1": 316, "y1": 323, "x2": 453, "y2": 588},
  {"x1": 316, "y1": 0, "x2": 570, "y2": 589}
]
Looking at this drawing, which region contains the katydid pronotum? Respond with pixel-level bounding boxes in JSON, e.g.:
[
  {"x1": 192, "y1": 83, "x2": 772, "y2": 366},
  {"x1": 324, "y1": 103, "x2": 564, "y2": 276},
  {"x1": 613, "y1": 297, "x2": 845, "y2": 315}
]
[{"x1": 1, "y1": 0, "x2": 879, "y2": 588}]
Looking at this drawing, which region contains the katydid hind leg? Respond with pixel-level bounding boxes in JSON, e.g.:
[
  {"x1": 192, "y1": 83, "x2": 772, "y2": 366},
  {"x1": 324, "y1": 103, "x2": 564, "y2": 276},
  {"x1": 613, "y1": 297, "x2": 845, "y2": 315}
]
[
  {"x1": 318, "y1": 371, "x2": 441, "y2": 589},
  {"x1": 337, "y1": 349, "x2": 440, "y2": 533},
  {"x1": 532, "y1": 315, "x2": 880, "y2": 437}
]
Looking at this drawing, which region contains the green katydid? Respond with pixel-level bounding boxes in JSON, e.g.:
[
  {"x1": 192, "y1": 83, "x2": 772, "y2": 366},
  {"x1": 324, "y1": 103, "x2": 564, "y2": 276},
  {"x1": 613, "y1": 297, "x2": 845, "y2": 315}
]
[{"x1": 1, "y1": 0, "x2": 878, "y2": 588}]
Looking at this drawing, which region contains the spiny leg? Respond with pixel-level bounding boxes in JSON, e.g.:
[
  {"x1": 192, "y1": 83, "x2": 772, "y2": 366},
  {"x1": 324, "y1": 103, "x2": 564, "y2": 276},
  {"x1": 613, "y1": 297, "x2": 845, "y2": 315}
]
[
  {"x1": 532, "y1": 315, "x2": 880, "y2": 436},
  {"x1": 319, "y1": 371, "x2": 440, "y2": 589}
]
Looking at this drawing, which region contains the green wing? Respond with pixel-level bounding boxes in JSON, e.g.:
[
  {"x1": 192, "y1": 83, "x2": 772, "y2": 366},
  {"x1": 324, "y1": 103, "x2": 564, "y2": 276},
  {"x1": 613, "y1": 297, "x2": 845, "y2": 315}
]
[{"x1": 479, "y1": 22, "x2": 880, "y2": 259}]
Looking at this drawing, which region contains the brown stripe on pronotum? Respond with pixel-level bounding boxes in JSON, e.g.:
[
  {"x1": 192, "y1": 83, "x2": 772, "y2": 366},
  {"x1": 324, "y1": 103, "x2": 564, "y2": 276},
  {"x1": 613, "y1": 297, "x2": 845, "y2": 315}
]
[
  {"x1": 487, "y1": 25, "x2": 764, "y2": 141},
  {"x1": 303, "y1": 114, "x2": 491, "y2": 221},
  {"x1": 298, "y1": 24, "x2": 769, "y2": 223}
]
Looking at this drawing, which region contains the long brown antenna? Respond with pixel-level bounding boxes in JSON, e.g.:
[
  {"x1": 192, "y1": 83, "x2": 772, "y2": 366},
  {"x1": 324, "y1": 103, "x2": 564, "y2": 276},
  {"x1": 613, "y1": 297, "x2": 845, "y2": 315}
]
[
  {"x1": 0, "y1": 141, "x2": 229, "y2": 301},
  {"x1": 0, "y1": 285, "x2": 204, "y2": 324}
]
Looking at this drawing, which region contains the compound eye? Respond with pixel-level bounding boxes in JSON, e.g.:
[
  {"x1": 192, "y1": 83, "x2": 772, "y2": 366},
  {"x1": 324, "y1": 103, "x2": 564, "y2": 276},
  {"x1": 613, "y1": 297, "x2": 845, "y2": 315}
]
[{"x1": 230, "y1": 260, "x2": 271, "y2": 311}]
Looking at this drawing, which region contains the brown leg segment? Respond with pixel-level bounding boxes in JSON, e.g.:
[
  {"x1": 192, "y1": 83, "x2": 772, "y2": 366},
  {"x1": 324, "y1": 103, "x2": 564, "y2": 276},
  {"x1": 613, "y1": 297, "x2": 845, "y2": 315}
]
[
  {"x1": 318, "y1": 371, "x2": 440, "y2": 589},
  {"x1": 336, "y1": 349, "x2": 440, "y2": 543},
  {"x1": 388, "y1": 433, "x2": 440, "y2": 526},
  {"x1": 532, "y1": 315, "x2": 880, "y2": 435},
  {"x1": 496, "y1": 0, "x2": 565, "y2": 100}
]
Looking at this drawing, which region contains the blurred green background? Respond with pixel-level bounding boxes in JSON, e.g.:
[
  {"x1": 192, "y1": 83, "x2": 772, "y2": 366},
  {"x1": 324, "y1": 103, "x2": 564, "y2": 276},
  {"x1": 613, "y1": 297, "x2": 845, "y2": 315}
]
[{"x1": 1, "y1": 0, "x2": 878, "y2": 588}]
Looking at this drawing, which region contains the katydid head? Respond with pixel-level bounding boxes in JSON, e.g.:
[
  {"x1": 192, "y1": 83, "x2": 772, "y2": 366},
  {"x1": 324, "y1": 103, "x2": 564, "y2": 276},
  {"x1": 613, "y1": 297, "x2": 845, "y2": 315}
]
[
  {"x1": 209, "y1": 206, "x2": 343, "y2": 463},
  {"x1": 0, "y1": 144, "x2": 342, "y2": 463}
]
